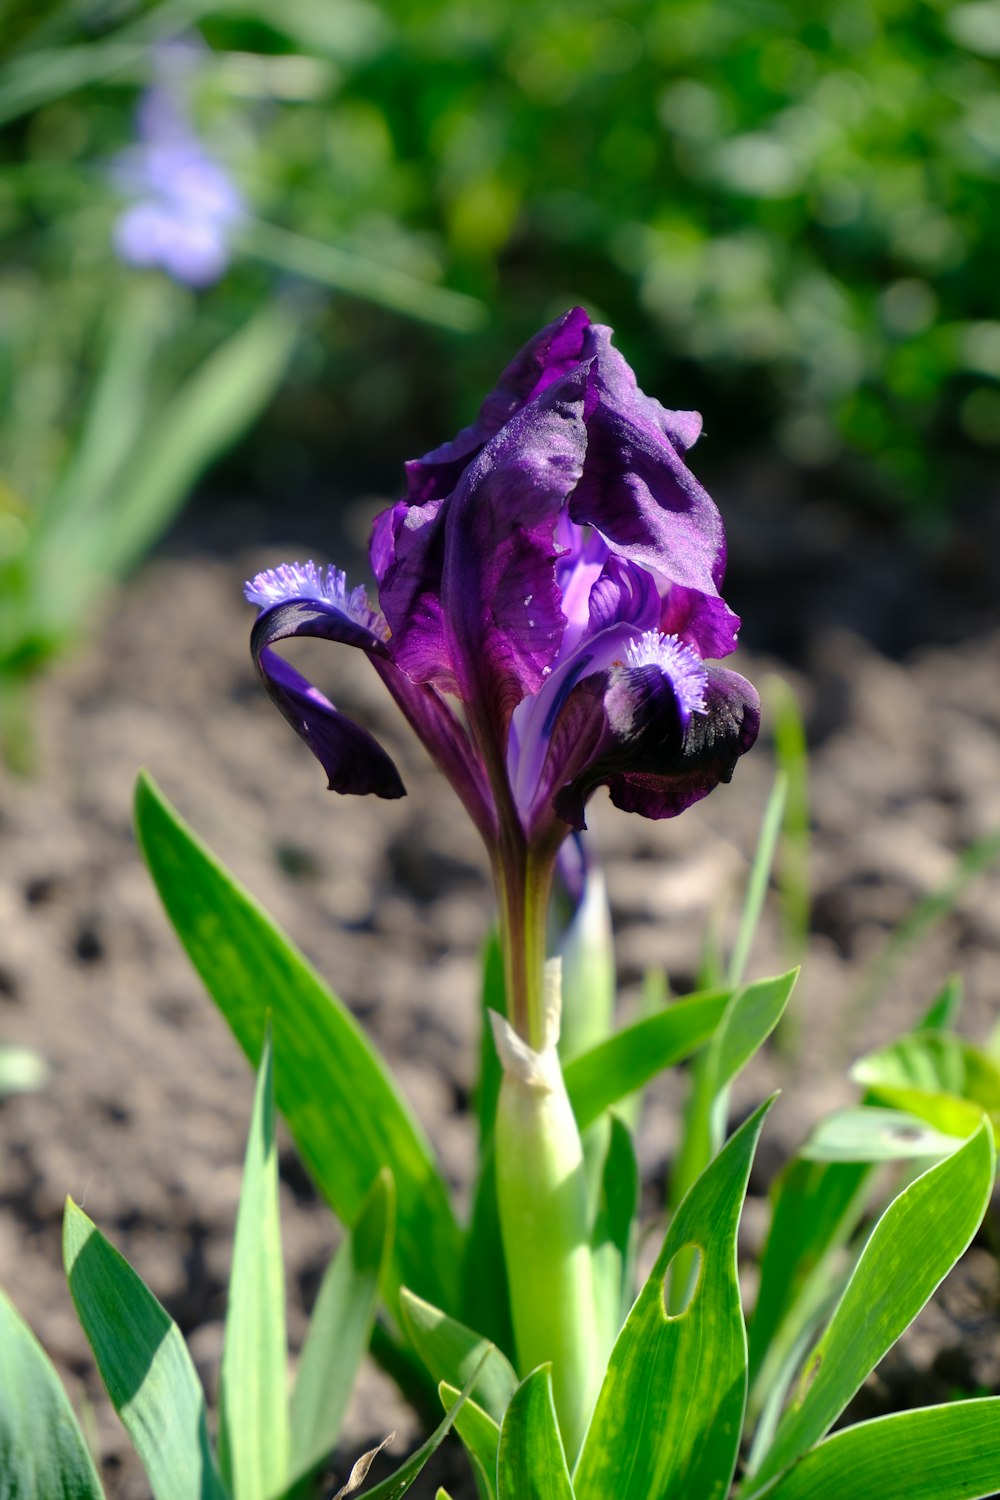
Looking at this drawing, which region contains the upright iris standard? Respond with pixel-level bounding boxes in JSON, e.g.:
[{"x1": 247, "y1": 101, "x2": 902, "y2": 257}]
[{"x1": 246, "y1": 308, "x2": 759, "y2": 1453}]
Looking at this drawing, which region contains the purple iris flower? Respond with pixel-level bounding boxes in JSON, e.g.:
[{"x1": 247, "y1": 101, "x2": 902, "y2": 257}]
[
  {"x1": 113, "y1": 83, "x2": 243, "y2": 288},
  {"x1": 246, "y1": 310, "x2": 759, "y2": 1034}
]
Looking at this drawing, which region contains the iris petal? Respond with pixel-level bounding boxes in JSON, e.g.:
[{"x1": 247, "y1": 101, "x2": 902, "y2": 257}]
[
  {"x1": 250, "y1": 598, "x2": 404, "y2": 799},
  {"x1": 551, "y1": 663, "x2": 760, "y2": 831}
]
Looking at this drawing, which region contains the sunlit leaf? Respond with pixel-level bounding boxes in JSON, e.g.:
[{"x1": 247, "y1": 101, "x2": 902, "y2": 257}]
[
  {"x1": 745, "y1": 1123, "x2": 995, "y2": 1495},
  {"x1": 497, "y1": 1367, "x2": 574, "y2": 1500},
  {"x1": 134, "y1": 771, "x2": 461, "y2": 1318},
  {"x1": 0, "y1": 1285, "x2": 105, "y2": 1500},
  {"x1": 290, "y1": 1170, "x2": 394, "y2": 1484},
  {"x1": 400, "y1": 1288, "x2": 517, "y2": 1425},
  {"x1": 218, "y1": 1028, "x2": 289, "y2": 1500},
  {"x1": 63, "y1": 1200, "x2": 226, "y2": 1500},
  {"x1": 574, "y1": 1099, "x2": 775, "y2": 1500},
  {"x1": 799, "y1": 1106, "x2": 967, "y2": 1162},
  {"x1": 756, "y1": 1398, "x2": 1000, "y2": 1500},
  {"x1": 438, "y1": 1381, "x2": 500, "y2": 1500}
]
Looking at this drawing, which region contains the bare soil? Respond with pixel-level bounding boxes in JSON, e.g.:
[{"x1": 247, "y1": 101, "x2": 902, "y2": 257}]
[{"x1": 2, "y1": 481, "x2": 999, "y2": 1496}]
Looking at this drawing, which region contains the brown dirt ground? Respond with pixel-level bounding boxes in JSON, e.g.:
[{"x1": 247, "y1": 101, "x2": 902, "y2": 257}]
[{"x1": 2, "y1": 486, "x2": 1000, "y2": 1496}]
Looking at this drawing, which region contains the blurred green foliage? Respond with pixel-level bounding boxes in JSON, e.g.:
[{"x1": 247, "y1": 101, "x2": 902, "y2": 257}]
[
  {"x1": 6, "y1": 0, "x2": 1000, "y2": 495},
  {"x1": 0, "y1": 0, "x2": 998, "y2": 748}
]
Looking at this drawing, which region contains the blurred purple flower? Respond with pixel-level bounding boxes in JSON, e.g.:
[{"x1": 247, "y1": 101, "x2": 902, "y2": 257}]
[{"x1": 113, "y1": 82, "x2": 242, "y2": 288}]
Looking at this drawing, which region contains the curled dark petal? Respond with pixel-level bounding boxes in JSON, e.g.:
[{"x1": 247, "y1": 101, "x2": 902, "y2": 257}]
[
  {"x1": 250, "y1": 597, "x2": 391, "y2": 658},
  {"x1": 257, "y1": 649, "x2": 405, "y2": 798},
  {"x1": 251, "y1": 599, "x2": 404, "y2": 799},
  {"x1": 552, "y1": 664, "x2": 760, "y2": 831}
]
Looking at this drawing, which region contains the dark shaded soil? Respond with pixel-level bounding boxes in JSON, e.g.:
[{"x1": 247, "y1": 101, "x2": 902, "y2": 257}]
[{"x1": 2, "y1": 478, "x2": 1000, "y2": 1496}]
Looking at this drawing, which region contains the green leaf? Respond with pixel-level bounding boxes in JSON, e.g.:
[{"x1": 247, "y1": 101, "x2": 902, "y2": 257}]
[
  {"x1": 63, "y1": 1200, "x2": 227, "y2": 1500},
  {"x1": 0, "y1": 1285, "x2": 105, "y2": 1500},
  {"x1": 745, "y1": 1122, "x2": 996, "y2": 1495},
  {"x1": 438, "y1": 1381, "x2": 500, "y2": 1500},
  {"x1": 728, "y1": 771, "x2": 787, "y2": 987},
  {"x1": 133, "y1": 772, "x2": 461, "y2": 1317},
  {"x1": 853, "y1": 828, "x2": 1000, "y2": 1014},
  {"x1": 359, "y1": 1357, "x2": 490, "y2": 1500},
  {"x1": 851, "y1": 1033, "x2": 1000, "y2": 1140},
  {"x1": 399, "y1": 1289, "x2": 517, "y2": 1425},
  {"x1": 460, "y1": 936, "x2": 515, "y2": 1359},
  {"x1": 666, "y1": 971, "x2": 797, "y2": 1306},
  {"x1": 799, "y1": 1107, "x2": 967, "y2": 1162},
  {"x1": 768, "y1": 677, "x2": 811, "y2": 965},
  {"x1": 290, "y1": 1170, "x2": 395, "y2": 1484},
  {"x1": 754, "y1": 1398, "x2": 1000, "y2": 1500},
  {"x1": 241, "y1": 219, "x2": 487, "y2": 332},
  {"x1": 747, "y1": 1158, "x2": 873, "y2": 1402},
  {"x1": 36, "y1": 279, "x2": 167, "y2": 538},
  {"x1": 77, "y1": 302, "x2": 300, "y2": 587},
  {"x1": 590, "y1": 1115, "x2": 638, "y2": 1362},
  {"x1": 476, "y1": 929, "x2": 506, "y2": 1152},
  {"x1": 461, "y1": 1142, "x2": 515, "y2": 1363},
  {"x1": 563, "y1": 989, "x2": 729, "y2": 1131},
  {"x1": 219, "y1": 1029, "x2": 289, "y2": 1500},
  {"x1": 920, "y1": 975, "x2": 963, "y2": 1032},
  {"x1": 574, "y1": 1099, "x2": 775, "y2": 1500},
  {"x1": 497, "y1": 1367, "x2": 574, "y2": 1500}
]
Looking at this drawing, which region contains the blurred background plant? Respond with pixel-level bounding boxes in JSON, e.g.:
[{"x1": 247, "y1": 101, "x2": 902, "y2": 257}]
[{"x1": 2, "y1": 0, "x2": 998, "y2": 763}]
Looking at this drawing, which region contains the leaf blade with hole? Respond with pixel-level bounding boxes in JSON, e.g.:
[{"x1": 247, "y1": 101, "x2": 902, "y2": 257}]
[{"x1": 574, "y1": 1099, "x2": 775, "y2": 1500}]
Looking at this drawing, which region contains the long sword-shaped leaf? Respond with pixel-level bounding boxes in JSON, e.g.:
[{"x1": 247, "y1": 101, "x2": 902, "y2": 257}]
[
  {"x1": 0, "y1": 1285, "x2": 105, "y2": 1500},
  {"x1": 399, "y1": 1289, "x2": 517, "y2": 1425},
  {"x1": 219, "y1": 1029, "x2": 289, "y2": 1500},
  {"x1": 438, "y1": 1383, "x2": 500, "y2": 1500},
  {"x1": 358, "y1": 1356, "x2": 489, "y2": 1500},
  {"x1": 563, "y1": 988, "x2": 734, "y2": 1132},
  {"x1": 51, "y1": 301, "x2": 301, "y2": 603},
  {"x1": 134, "y1": 771, "x2": 461, "y2": 1316},
  {"x1": 665, "y1": 970, "x2": 797, "y2": 1311},
  {"x1": 728, "y1": 772, "x2": 787, "y2": 988},
  {"x1": 498, "y1": 1367, "x2": 575, "y2": 1500},
  {"x1": 744, "y1": 1121, "x2": 995, "y2": 1495},
  {"x1": 754, "y1": 1399, "x2": 1000, "y2": 1500},
  {"x1": 290, "y1": 1170, "x2": 394, "y2": 1485},
  {"x1": 574, "y1": 1099, "x2": 775, "y2": 1500},
  {"x1": 590, "y1": 1115, "x2": 638, "y2": 1364},
  {"x1": 63, "y1": 1201, "x2": 226, "y2": 1500}
]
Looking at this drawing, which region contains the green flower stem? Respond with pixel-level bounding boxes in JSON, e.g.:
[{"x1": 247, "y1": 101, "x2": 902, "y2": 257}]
[
  {"x1": 492, "y1": 840, "x2": 554, "y2": 1051},
  {"x1": 491, "y1": 973, "x2": 602, "y2": 1461}
]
